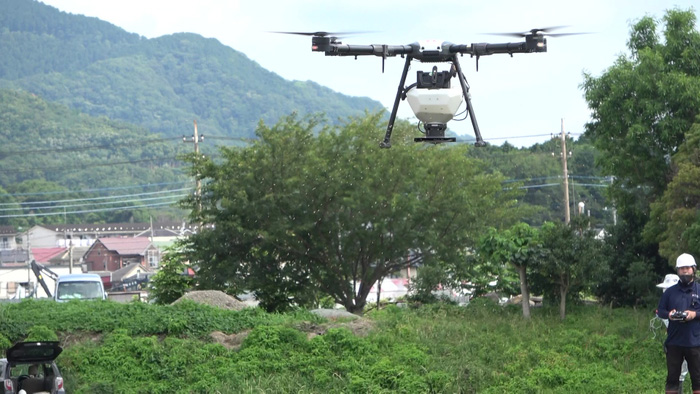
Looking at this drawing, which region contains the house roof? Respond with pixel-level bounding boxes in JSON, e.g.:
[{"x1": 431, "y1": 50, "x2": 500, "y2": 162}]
[
  {"x1": 31, "y1": 247, "x2": 67, "y2": 264},
  {"x1": 0, "y1": 249, "x2": 30, "y2": 264},
  {"x1": 98, "y1": 237, "x2": 153, "y2": 256},
  {"x1": 0, "y1": 226, "x2": 16, "y2": 235},
  {"x1": 111, "y1": 262, "x2": 153, "y2": 282},
  {"x1": 43, "y1": 221, "x2": 198, "y2": 234}
]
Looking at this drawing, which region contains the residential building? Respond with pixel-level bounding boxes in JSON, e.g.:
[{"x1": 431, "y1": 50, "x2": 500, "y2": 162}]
[{"x1": 83, "y1": 237, "x2": 160, "y2": 272}]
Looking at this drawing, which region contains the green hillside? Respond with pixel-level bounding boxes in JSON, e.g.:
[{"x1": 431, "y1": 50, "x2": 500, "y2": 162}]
[
  {"x1": 0, "y1": 0, "x2": 384, "y2": 139},
  {"x1": 0, "y1": 89, "x2": 191, "y2": 226}
]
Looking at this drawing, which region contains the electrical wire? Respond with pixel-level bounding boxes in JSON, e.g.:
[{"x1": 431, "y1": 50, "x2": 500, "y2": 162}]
[
  {"x1": 0, "y1": 188, "x2": 193, "y2": 208},
  {"x1": 3, "y1": 157, "x2": 188, "y2": 173},
  {"x1": 0, "y1": 199, "x2": 183, "y2": 218},
  {"x1": 3, "y1": 181, "x2": 193, "y2": 197},
  {"x1": 0, "y1": 137, "x2": 182, "y2": 157},
  {"x1": 0, "y1": 193, "x2": 189, "y2": 212}
]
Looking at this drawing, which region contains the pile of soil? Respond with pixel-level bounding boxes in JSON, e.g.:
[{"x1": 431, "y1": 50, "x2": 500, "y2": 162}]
[{"x1": 172, "y1": 290, "x2": 248, "y2": 311}]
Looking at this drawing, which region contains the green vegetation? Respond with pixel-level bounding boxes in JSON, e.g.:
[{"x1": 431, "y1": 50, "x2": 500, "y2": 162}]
[
  {"x1": 0, "y1": 89, "x2": 190, "y2": 226},
  {"x1": 149, "y1": 247, "x2": 193, "y2": 305},
  {"x1": 0, "y1": 300, "x2": 667, "y2": 393},
  {"x1": 180, "y1": 113, "x2": 526, "y2": 314},
  {"x1": 583, "y1": 9, "x2": 700, "y2": 263}
]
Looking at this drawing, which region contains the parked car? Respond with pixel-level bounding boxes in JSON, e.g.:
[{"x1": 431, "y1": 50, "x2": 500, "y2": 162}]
[
  {"x1": 54, "y1": 273, "x2": 107, "y2": 302},
  {"x1": 1, "y1": 341, "x2": 65, "y2": 394}
]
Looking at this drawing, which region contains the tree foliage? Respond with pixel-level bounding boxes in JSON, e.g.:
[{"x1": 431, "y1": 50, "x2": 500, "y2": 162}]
[
  {"x1": 0, "y1": 89, "x2": 188, "y2": 225},
  {"x1": 181, "y1": 113, "x2": 524, "y2": 314},
  {"x1": 581, "y1": 8, "x2": 700, "y2": 305},
  {"x1": 583, "y1": 9, "x2": 700, "y2": 209},
  {"x1": 148, "y1": 246, "x2": 193, "y2": 305},
  {"x1": 644, "y1": 122, "x2": 700, "y2": 262},
  {"x1": 534, "y1": 218, "x2": 608, "y2": 319},
  {"x1": 478, "y1": 223, "x2": 544, "y2": 319}
]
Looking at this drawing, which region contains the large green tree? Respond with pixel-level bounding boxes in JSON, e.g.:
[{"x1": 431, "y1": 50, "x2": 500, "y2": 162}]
[
  {"x1": 583, "y1": 9, "x2": 700, "y2": 207},
  {"x1": 581, "y1": 9, "x2": 700, "y2": 304},
  {"x1": 181, "y1": 113, "x2": 523, "y2": 314},
  {"x1": 644, "y1": 122, "x2": 700, "y2": 261}
]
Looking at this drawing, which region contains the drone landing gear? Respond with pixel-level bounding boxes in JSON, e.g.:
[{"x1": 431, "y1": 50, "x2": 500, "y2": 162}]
[
  {"x1": 380, "y1": 54, "x2": 486, "y2": 148},
  {"x1": 414, "y1": 123, "x2": 456, "y2": 143}
]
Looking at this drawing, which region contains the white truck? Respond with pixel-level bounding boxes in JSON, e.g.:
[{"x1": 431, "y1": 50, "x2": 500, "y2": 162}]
[{"x1": 30, "y1": 261, "x2": 107, "y2": 301}]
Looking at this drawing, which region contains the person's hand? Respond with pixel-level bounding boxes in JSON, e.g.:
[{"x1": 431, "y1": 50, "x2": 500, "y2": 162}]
[
  {"x1": 686, "y1": 310, "x2": 697, "y2": 321},
  {"x1": 669, "y1": 309, "x2": 686, "y2": 321}
]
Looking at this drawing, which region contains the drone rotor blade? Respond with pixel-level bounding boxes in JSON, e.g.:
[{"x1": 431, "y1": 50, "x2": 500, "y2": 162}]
[
  {"x1": 484, "y1": 26, "x2": 578, "y2": 38},
  {"x1": 269, "y1": 30, "x2": 370, "y2": 37},
  {"x1": 530, "y1": 26, "x2": 570, "y2": 34},
  {"x1": 542, "y1": 32, "x2": 591, "y2": 37},
  {"x1": 483, "y1": 32, "x2": 527, "y2": 38}
]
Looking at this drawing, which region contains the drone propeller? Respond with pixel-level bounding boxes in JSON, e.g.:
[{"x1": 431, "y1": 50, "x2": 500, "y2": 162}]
[
  {"x1": 270, "y1": 30, "x2": 371, "y2": 38},
  {"x1": 485, "y1": 26, "x2": 588, "y2": 38}
]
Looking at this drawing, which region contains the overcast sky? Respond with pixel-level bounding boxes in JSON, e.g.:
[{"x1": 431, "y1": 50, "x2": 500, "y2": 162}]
[{"x1": 39, "y1": 0, "x2": 698, "y2": 147}]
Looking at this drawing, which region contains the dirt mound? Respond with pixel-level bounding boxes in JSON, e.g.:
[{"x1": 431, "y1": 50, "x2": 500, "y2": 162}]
[
  {"x1": 210, "y1": 330, "x2": 250, "y2": 351},
  {"x1": 172, "y1": 290, "x2": 248, "y2": 311}
]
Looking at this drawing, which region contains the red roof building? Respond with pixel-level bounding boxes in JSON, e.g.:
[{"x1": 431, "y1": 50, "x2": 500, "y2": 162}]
[
  {"x1": 31, "y1": 247, "x2": 67, "y2": 265},
  {"x1": 83, "y1": 237, "x2": 160, "y2": 272}
]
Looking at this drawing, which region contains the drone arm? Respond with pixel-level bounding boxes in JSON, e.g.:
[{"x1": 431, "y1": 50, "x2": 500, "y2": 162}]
[
  {"x1": 450, "y1": 40, "x2": 546, "y2": 56},
  {"x1": 322, "y1": 44, "x2": 414, "y2": 57}
]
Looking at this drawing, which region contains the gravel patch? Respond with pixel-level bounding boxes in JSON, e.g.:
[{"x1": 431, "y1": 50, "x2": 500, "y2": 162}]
[{"x1": 172, "y1": 290, "x2": 249, "y2": 311}]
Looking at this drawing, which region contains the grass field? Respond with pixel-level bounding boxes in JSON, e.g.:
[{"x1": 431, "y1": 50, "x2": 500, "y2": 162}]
[{"x1": 0, "y1": 298, "x2": 669, "y2": 393}]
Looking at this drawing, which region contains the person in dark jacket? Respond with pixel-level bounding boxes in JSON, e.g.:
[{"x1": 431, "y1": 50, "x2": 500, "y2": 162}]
[
  {"x1": 657, "y1": 274, "x2": 688, "y2": 391},
  {"x1": 658, "y1": 253, "x2": 700, "y2": 394}
]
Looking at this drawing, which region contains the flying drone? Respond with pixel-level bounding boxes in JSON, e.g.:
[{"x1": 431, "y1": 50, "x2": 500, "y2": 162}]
[{"x1": 277, "y1": 27, "x2": 583, "y2": 148}]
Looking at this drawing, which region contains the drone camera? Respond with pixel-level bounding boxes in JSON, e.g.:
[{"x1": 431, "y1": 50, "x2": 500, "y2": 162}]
[{"x1": 416, "y1": 71, "x2": 451, "y2": 89}]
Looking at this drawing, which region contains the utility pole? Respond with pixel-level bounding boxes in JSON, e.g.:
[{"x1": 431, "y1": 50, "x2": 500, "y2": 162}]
[
  {"x1": 560, "y1": 119, "x2": 571, "y2": 224},
  {"x1": 183, "y1": 120, "x2": 204, "y2": 213}
]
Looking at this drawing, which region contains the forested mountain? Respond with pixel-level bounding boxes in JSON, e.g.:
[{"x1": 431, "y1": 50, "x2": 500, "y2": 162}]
[
  {"x1": 0, "y1": 89, "x2": 191, "y2": 226},
  {"x1": 0, "y1": 0, "x2": 384, "y2": 139}
]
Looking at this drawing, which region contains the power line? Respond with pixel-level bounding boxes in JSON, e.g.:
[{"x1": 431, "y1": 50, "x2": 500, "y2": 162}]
[
  {"x1": 508, "y1": 182, "x2": 610, "y2": 190},
  {"x1": 3, "y1": 181, "x2": 193, "y2": 197},
  {"x1": 0, "y1": 137, "x2": 183, "y2": 157},
  {"x1": 3, "y1": 157, "x2": 187, "y2": 173},
  {"x1": 0, "y1": 194, "x2": 187, "y2": 213},
  {"x1": 0, "y1": 188, "x2": 192, "y2": 209},
  {"x1": 0, "y1": 200, "x2": 183, "y2": 218}
]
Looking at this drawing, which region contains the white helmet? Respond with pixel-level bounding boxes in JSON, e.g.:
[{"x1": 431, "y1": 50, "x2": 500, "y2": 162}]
[
  {"x1": 657, "y1": 274, "x2": 680, "y2": 289},
  {"x1": 676, "y1": 253, "x2": 697, "y2": 269}
]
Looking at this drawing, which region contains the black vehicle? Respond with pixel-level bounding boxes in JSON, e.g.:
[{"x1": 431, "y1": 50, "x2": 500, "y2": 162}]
[{"x1": 1, "y1": 341, "x2": 65, "y2": 394}]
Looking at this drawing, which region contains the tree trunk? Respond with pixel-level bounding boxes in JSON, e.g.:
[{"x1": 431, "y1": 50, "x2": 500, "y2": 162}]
[
  {"x1": 559, "y1": 283, "x2": 567, "y2": 320},
  {"x1": 517, "y1": 265, "x2": 531, "y2": 319}
]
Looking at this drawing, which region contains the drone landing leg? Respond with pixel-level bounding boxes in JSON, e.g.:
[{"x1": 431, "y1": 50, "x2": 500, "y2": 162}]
[
  {"x1": 452, "y1": 56, "x2": 486, "y2": 147},
  {"x1": 380, "y1": 55, "x2": 413, "y2": 149}
]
